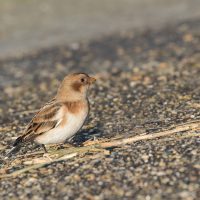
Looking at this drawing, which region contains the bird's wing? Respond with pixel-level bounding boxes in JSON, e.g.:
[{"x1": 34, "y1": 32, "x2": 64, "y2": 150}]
[{"x1": 16, "y1": 98, "x2": 62, "y2": 144}]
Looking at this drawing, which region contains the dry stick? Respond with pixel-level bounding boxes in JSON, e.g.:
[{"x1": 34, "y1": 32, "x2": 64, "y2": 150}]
[
  {"x1": 0, "y1": 146, "x2": 104, "y2": 178},
  {"x1": 0, "y1": 153, "x2": 78, "y2": 178},
  {"x1": 97, "y1": 121, "x2": 200, "y2": 148},
  {"x1": 1, "y1": 120, "x2": 200, "y2": 178},
  {"x1": 170, "y1": 132, "x2": 200, "y2": 140},
  {"x1": 82, "y1": 120, "x2": 200, "y2": 148},
  {"x1": 0, "y1": 127, "x2": 12, "y2": 132}
]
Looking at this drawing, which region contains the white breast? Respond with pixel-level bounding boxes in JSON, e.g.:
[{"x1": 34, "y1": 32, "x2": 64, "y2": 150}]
[{"x1": 34, "y1": 108, "x2": 88, "y2": 145}]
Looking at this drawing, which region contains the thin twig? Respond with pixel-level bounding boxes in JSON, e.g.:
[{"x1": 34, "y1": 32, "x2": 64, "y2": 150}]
[
  {"x1": 15, "y1": 151, "x2": 44, "y2": 159},
  {"x1": 0, "y1": 153, "x2": 77, "y2": 178},
  {"x1": 84, "y1": 120, "x2": 200, "y2": 148},
  {"x1": 0, "y1": 127, "x2": 12, "y2": 132},
  {"x1": 97, "y1": 121, "x2": 200, "y2": 148}
]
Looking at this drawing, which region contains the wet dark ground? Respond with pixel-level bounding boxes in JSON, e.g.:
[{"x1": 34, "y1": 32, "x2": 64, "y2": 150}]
[{"x1": 0, "y1": 19, "x2": 200, "y2": 199}]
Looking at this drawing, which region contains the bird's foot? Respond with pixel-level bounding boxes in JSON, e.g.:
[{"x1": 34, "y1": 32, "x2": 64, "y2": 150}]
[{"x1": 43, "y1": 153, "x2": 53, "y2": 161}]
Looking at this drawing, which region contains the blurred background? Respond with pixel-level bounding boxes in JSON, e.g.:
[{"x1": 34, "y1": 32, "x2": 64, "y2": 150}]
[
  {"x1": 0, "y1": 0, "x2": 200, "y2": 58},
  {"x1": 0, "y1": 1, "x2": 200, "y2": 199}
]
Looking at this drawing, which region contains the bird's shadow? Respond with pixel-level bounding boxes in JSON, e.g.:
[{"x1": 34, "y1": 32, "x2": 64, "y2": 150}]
[{"x1": 70, "y1": 122, "x2": 104, "y2": 146}]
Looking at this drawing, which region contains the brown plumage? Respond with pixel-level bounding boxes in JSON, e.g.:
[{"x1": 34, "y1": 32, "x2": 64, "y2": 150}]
[{"x1": 7, "y1": 73, "x2": 96, "y2": 155}]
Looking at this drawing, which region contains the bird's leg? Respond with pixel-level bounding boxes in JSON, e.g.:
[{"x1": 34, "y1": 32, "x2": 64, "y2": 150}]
[
  {"x1": 93, "y1": 136, "x2": 97, "y2": 141},
  {"x1": 67, "y1": 142, "x2": 76, "y2": 147},
  {"x1": 41, "y1": 144, "x2": 48, "y2": 153},
  {"x1": 42, "y1": 144, "x2": 53, "y2": 161}
]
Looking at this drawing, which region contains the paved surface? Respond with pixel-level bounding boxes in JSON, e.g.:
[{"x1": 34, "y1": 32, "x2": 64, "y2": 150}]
[
  {"x1": 0, "y1": 0, "x2": 200, "y2": 58},
  {"x1": 0, "y1": 19, "x2": 200, "y2": 199}
]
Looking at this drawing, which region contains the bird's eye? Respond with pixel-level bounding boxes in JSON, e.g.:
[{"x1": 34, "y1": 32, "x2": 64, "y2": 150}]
[{"x1": 81, "y1": 78, "x2": 85, "y2": 83}]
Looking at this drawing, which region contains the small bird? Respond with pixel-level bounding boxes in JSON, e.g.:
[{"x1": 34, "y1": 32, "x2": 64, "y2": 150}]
[{"x1": 7, "y1": 73, "x2": 96, "y2": 155}]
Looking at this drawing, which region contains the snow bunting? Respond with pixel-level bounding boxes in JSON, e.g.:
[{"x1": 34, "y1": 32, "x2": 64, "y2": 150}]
[{"x1": 8, "y1": 73, "x2": 96, "y2": 154}]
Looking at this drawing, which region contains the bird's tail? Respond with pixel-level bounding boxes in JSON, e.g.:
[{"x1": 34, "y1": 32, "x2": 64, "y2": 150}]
[
  {"x1": 5, "y1": 136, "x2": 23, "y2": 159},
  {"x1": 13, "y1": 135, "x2": 23, "y2": 147}
]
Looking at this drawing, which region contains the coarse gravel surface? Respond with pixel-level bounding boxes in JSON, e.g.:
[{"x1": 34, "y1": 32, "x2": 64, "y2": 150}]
[{"x1": 0, "y1": 19, "x2": 200, "y2": 200}]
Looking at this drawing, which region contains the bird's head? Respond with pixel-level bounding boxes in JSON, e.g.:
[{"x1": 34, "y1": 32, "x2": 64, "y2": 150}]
[{"x1": 56, "y1": 73, "x2": 96, "y2": 101}]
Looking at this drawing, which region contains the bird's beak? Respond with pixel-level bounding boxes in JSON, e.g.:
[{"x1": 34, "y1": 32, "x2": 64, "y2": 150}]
[{"x1": 88, "y1": 76, "x2": 96, "y2": 84}]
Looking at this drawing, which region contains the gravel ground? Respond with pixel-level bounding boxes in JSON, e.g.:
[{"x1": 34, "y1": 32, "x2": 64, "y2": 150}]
[{"x1": 0, "y1": 19, "x2": 200, "y2": 199}]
